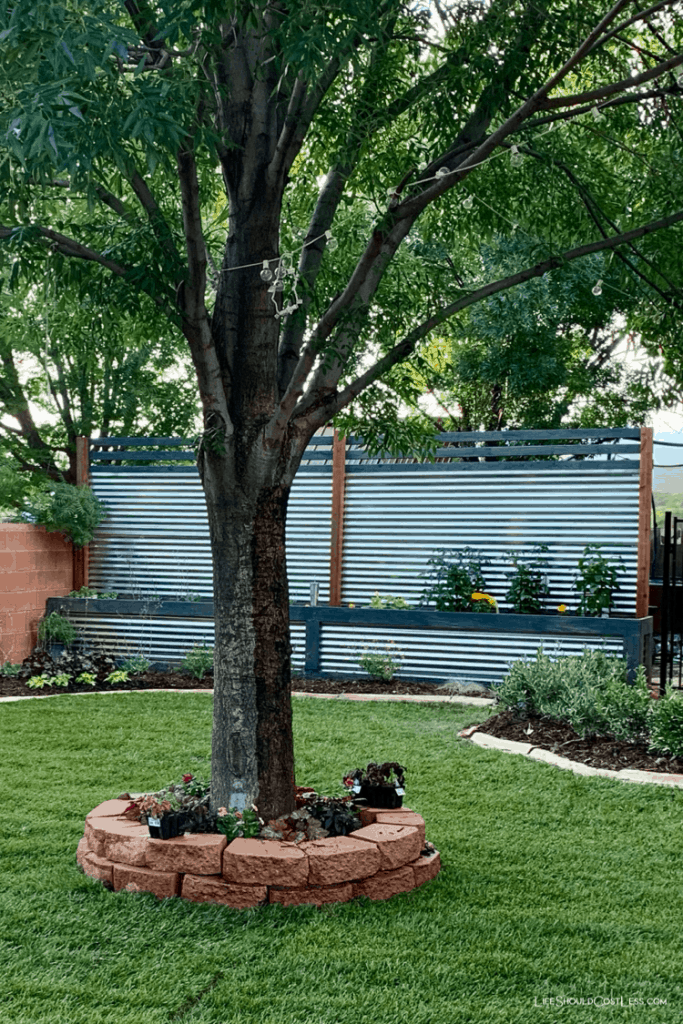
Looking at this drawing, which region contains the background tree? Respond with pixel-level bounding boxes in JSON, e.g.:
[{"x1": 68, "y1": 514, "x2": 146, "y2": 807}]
[
  {"x1": 393, "y1": 236, "x2": 678, "y2": 432},
  {"x1": 1, "y1": 0, "x2": 682, "y2": 818},
  {"x1": 0, "y1": 253, "x2": 199, "y2": 486}
]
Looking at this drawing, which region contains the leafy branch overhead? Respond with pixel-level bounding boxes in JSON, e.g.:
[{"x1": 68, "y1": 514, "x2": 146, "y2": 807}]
[{"x1": 0, "y1": 0, "x2": 681, "y2": 464}]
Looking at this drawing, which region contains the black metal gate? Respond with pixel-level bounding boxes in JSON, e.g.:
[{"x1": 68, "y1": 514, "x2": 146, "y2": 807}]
[{"x1": 659, "y1": 511, "x2": 683, "y2": 693}]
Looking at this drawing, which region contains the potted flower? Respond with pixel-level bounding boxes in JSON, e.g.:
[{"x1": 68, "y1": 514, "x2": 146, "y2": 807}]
[
  {"x1": 38, "y1": 611, "x2": 78, "y2": 660},
  {"x1": 343, "y1": 761, "x2": 406, "y2": 809},
  {"x1": 137, "y1": 791, "x2": 187, "y2": 840}
]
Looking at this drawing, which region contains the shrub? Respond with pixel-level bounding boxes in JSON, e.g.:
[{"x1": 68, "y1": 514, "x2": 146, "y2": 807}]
[
  {"x1": 14, "y1": 482, "x2": 106, "y2": 547},
  {"x1": 573, "y1": 544, "x2": 623, "y2": 617},
  {"x1": 648, "y1": 695, "x2": 683, "y2": 758},
  {"x1": 121, "y1": 654, "x2": 151, "y2": 674},
  {"x1": 495, "y1": 647, "x2": 646, "y2": 739},
  {"x1": 0, "y1": 661, "x2": 22, "y2": 677},
  {"x1": 69, "y1": 586, "x2": 99, "y2": 597},
  {"x1": 504, "y1": 545, "x2": 550, "y2": 614},
  {"x1": 180, "y1": 643, "x2": 214, "y2": 679},
  {"x1": 420, "y1": 547, "x2": 490, "y2": 612},
  {"x1": 38, "y1": 612, "x2": 78, "y2": 646},
  {"x1": 357, "y1": 641, "x2": 404, "y2": 681}
]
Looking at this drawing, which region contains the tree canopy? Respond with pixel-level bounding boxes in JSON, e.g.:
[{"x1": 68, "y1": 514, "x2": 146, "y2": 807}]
[{"x1": 1, "y1": 0, "x2": 682, "y2": 816}]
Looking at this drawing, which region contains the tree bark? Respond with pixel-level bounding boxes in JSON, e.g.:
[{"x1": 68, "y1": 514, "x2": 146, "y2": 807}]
[{"x1": 203, "y1": 448, "x2": 295, "y2": 822}]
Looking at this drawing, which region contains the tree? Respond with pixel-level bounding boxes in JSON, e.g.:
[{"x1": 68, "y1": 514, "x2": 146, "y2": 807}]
[
  {"x1": 0, "y1": 254, "x2": 199, "y2": 484},
  {"x1": 403, "y1": 236, "x2": 675, "y2": 432},
  {"x1": 1, "y1": 0, "x2": 682, "y2": 818}
]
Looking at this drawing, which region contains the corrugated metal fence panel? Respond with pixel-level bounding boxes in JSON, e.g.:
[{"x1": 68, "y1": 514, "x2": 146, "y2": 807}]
[
  {"x1": 342, "y1": 467, "x2": 639, "y2": 614},
  {"x1": 68, "y1": 614, "x2": 308, "y2": 673},
  {"x1": 89, "y1": 468, "x2": 332, "y2": 603},
  {"x1": 320, "y1": 625, "x2": 624, "y2": 686}
]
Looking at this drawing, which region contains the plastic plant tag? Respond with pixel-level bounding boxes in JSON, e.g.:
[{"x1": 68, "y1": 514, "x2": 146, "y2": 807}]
[
  {"x1": 147, "y1": 816, "x2": 161, "y2": 827},
  {"x1": 395, "y1": 787, "x2": 405, "y2": 796}
]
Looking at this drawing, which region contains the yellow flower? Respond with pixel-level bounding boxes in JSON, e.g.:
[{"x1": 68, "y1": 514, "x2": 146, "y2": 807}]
[{"x1": 557, "y1": 604, "x2": 567, "y2": 613}]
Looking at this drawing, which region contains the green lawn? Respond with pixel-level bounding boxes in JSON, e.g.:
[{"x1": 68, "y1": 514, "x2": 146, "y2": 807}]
[{"x1": 2, "y1": 692, "x2": 683, "y2": 1023}]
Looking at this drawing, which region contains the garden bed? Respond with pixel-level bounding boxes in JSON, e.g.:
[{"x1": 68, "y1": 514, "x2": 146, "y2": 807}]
[
  {"x1": 0, "y1": 651, "x2": 472, "y2": 700},
  {"x1": 475, "y1": 708, "x2": 683, "y2": 774}
]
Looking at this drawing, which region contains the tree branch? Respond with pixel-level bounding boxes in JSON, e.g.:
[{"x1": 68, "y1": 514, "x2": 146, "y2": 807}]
[
  {"x1": 0, "y1": 223, "x2": 129, "y2": 276},
  {"x1": 302, "y1": 207, "x2": 683, "y2": 429}
]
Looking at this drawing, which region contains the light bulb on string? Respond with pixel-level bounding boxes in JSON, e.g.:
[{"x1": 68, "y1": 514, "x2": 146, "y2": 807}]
[
  {"x1": 462, "y1": 195, "x2": 474, "y2": 209},
  {"x1": 259, "y1": 260, "x2": 273, "y2": 282},
  {"x1": 434, "y1": 167, "x2": 449, "y2": 179},
  {"x1": 510, "y1": 146, "x2": 523, "y2": 168},
  {"x1": 592, "y1": 279, "x2": 603, "y2": 296},
  {"x1": 591, "y1": 106, "x2": 605, "y2": 122},
  {"x1": 325, "y1": 230, "x2": 338, "y2": 252},
  {"x1": 676, "y1": 68, "x2": 683, "y2": 87}
]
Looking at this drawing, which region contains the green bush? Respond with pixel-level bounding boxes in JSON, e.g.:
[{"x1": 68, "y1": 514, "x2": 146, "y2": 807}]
[
  {"x1": 648, "y1": 695, "x2": 683, "y2": 757},
  {"x1": 180, "y1": 643, "x2": 214, "y2": 679},
  {"x1": 495, "y1": 647, "x2": 648, "y2": 740},
  {"x1": 38, "y1": 612, "x2": 78, "y2": 646},
  {"x1": 14, "y1": 482, "x2": 106, "y2": 547}
]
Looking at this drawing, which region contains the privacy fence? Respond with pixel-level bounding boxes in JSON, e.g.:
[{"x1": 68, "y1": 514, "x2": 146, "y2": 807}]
[{"x1": 54, "y1": 427, "x2": 653, "y2": 685}]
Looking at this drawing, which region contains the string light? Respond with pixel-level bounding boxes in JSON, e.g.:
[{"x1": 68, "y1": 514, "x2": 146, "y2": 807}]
[
  {"x1": 509, "y1": 145, "x2": 523, "y2": 168},
  {"x1": 462, "y1": 195, "x2": 474, "y2": 209},
  {"x1": 592, "y1": 279, "x2": 603, "y2": 296},
  {"x1": 591, "y1": 106, "x2": 605, "y2": 122},
  {"x1": 676, "y1": 68, "x2": 683, "y2": 87},
  {"x1": 434, "y1": 167, "x2": 450, "y2": 178},
  {"x1": 259, "y1": 260, "x2": 273, "y2": 282}
]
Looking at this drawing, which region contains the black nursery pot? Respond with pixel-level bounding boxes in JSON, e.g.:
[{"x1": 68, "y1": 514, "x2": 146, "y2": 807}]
[
  {"x1": 147, "y1": 812, "x2": 186, "y2": 840},
  {"x1": 358, "y1": 784, "x2": 404, "y2": 809}
]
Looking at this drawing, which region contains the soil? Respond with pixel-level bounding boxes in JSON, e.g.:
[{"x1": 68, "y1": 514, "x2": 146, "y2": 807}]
[
  {"x1": 475, "y1": 706, "x2": 683, "y2": 775},
  {"x1": 0, "y1": 650, "x2": 485, "y2": 700}
]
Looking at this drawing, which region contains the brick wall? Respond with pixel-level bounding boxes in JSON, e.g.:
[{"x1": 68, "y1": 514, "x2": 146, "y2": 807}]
[{"x1": 0, "y1": 525, "x2": 73, "y2": 664}]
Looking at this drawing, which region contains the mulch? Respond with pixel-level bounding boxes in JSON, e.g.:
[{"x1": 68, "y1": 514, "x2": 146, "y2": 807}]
[
  {"x1": 475, "y1": 707, "x2": 683, "y2": 775},
  {"x1": 0, "y1": 664, "x2": 477, "y2": 700}
]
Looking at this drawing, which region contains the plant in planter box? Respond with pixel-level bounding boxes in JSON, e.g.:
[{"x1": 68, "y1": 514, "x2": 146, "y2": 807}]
[
  {"x1": 420, "y1": 547, "x2": 491, "y2": 612},
  {"x1": 471, "y1": 592, "x2": 498, "y2": 613},
  {"x1": 573, "y1": 544, "x2": 623, "y2": 617},
  {"x1": 368, "y1": 592, "x2": 411, "y2": 610},
  {"x1": 301, "y1": 794, "x2": 363, "y2": 837},
  {"x1": 504, "y1": 545, "x2": 550, "y2": 614},
  {"x1": 342, "y1": 761, "x2": 406, "y2": 808}
]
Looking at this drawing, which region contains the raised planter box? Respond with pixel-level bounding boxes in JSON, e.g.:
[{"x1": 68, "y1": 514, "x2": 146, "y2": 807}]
[{"x1": 46, "y1": 598, "x2": 653, "y2": 685}]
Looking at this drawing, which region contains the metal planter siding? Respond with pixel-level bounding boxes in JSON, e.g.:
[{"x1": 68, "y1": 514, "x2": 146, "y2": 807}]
[{"x1": 48, "y1": 599, "x2": 651, "y2": 686}]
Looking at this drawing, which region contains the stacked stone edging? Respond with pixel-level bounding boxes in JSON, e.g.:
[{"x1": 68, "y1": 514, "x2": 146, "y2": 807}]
[{"x1": 77, "y1": 799, "x2": 440, "y2": 907}]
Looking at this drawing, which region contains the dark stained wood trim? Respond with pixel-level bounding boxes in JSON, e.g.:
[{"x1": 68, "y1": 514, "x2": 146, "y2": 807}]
[
  {"x1": 73, "y1": 435, "x2": 90, "y2": 590},
  {"x1": 636, "y1": 427, "x2": 653, "y2": 619}
]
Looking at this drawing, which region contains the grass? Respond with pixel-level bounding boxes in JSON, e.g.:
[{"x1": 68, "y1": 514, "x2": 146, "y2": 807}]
[{"x1": 2, "y1": 692, "x2": 683, "y2": 1022}]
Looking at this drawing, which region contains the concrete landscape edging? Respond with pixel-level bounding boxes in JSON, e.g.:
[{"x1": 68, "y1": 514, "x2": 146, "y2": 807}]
[
  {"x1": 77, "y1": 800, "x2": 440, "y2": 907},
  {"x1": 459, "y1": 725, "x2": 683, "y2": 787}
]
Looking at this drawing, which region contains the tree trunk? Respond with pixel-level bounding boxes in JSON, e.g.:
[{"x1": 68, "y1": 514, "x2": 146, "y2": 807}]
[{"x1": 202, "y1": 449, "x2": 296, "y2": 823}]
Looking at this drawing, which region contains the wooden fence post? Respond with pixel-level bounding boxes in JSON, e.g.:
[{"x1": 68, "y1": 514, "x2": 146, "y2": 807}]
[
  {"x1": 72, "y1": 436, "x2": 90, "y2": 591},
  {"x1": 329, "y1": 430, "x2": 346, "y2": 606},
  {"x1": 636, "y1": 426, "x2": 653, "y2": 619}
]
